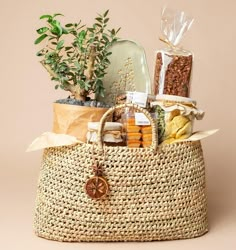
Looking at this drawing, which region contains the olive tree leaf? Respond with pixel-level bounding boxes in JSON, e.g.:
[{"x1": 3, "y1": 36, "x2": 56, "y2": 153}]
[
  {"x1": 84, "y1": 80, "x2": 91, "y2": 91},
  {"x1": 78, "y1": 24, "x2": 86, "y2": 29},
  {"x1": 34, "y1": 34, "x2": 48, "y2": 44},
  {"x1": 62, "y1": 27, "x2": 69, "y2": 34},
  {"x1": 116, "y1": 27, "x2": 121, "y2": 34},
  {"x1": 74, "y1": 61, "x2": 81, "y2": 69},
  {"x1": 100, "y1": 88, "x2": 105, "y2": 97},
  {"x1": 54, "y1": 20, "x2": 63, "y2": 36},
  {"x1": 78, "y1": 80, "x2": 85, "y2": 88},
  {"x1": 65, "y1": 46, "x2": 73, "y2": 51},
  {"x1": 65, "y1": 23, "x2": 73, "y2": 27},
  {"x1": 104, "y1": 18, "x2": 109, "y2": 23},
  {"x1": 102, "y1": 34, "x2": 109, "y2": 43},
  {"x1": 50, "y1": 26, "x2": 60, "y2": 36},
  {"x1": 53, "y1": 13, "x2": 64, "y2": 18},
  {"x1": 78, "y1": 30, "x2": 87, "y2": 46},
  {"x1": 36, "y1": 27, "x2": 49, "y2": 34},
  {"x1": 106, "y1": 51, "x2": 112, "y2": 56},
  {"x1": 40, "y1": 14, "x2": 52, "y2": 20},
  {"x1": 95, "y1": 81, "x2": 105, "y2": 97},
  {"x1": 95, "y1": 17, "x2": 103, "y2": 23},
  {"x1": 56, "y1": 40, "x2": 64, "y2": 50},
  {"x1": 110, "y1": 29, "x2": 115, "y2": 36},
  {"x1": 95, "y1": 23, "x2": 102, "y2": 28},
  {"x1": 87, "y1": 28, "x2": 94, "y2": 32},
  {"x1": 36, "y1": 51, "x2": 43, "y2": 56},
  {"x1": 103, "y1": 10, "x2": 109, "y2": 17}
]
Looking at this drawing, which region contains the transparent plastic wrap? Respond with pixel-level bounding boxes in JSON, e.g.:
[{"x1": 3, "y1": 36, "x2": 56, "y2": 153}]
[
  {"x1": 123, "y1": 107, "x2": 153, "y2": 148},
  {"x1": 153, "y1": 7, "x2": 194, "y2": 97},
  {"x1": 113, "y1": 91, "x2": 155, "y2": 122}
]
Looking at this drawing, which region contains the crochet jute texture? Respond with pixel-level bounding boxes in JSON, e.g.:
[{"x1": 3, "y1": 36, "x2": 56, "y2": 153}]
[{"x1": 34, "y1": 104, "x2": 208, "y2": 242}]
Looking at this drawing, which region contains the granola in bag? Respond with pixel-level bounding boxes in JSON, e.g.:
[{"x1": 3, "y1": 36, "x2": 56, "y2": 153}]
[{"x1": 154, "y1": 7, "x2": 194, "y2": 97}]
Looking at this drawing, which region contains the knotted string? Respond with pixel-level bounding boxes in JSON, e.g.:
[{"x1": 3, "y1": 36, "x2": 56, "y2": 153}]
[{"x1": 159, "y1": 37, "x2": 182, "y2": 50}]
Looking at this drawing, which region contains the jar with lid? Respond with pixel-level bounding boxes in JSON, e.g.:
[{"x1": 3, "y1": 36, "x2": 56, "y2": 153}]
[
  {"x1": 151, "y1": 95, "x2": 204, "y2": 145},
  {"x1": 86, "y1": 122, "x2": 125, "y2": 146}
]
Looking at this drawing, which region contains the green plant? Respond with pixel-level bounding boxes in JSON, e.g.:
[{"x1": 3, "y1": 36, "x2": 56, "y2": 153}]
[{"x1": 35, "y1": 10, "x2": 120, "y2": 101}]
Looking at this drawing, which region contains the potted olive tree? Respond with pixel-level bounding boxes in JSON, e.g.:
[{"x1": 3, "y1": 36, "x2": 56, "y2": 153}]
[{"x1": 35, "y1": 10, "x2": 120, "y2": 141}]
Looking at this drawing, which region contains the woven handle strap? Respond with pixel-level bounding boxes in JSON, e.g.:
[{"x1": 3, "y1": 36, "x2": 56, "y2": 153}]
[{"x1": 97, "y1": 103, "x2": 158, "y2": 151}]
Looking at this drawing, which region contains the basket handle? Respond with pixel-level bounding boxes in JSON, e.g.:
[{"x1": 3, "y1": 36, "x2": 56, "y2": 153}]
[{"x1": 97, "y1": 103, "x2": 158, "y2": 151}]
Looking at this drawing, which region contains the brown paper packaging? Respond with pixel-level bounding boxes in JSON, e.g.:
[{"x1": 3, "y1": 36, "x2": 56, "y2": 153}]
[{"x1": 52, "y1": 103, "x2": 109, "y2": 142}]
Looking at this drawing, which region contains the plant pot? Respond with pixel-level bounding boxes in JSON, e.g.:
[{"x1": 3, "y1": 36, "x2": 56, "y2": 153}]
[{"x1": 52, "y1": 103, "x2": 109, "y2": 142}]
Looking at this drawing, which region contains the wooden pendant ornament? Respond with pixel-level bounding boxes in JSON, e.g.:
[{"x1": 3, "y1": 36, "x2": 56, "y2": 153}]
[
  {"x1": 85, "y1": 176, "x2": 109, "y2": 199},
  {"x1": 85, "y1": 162, "x2": 109, "y2": 199}
]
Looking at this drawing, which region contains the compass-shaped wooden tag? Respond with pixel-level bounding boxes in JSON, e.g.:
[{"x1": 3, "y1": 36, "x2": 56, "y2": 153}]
[{"x1": 85, "y1": 162, "x2": 109, "y2": 199}]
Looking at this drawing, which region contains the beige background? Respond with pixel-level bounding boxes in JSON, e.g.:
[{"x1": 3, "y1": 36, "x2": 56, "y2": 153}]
[{"x1": 0, "y1": 0, "x2": 235, "y2": 249}]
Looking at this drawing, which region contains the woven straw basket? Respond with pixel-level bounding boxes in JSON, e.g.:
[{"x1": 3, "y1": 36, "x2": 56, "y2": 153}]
[{"x1": 34, "y1": 103, "x2": 208, "y2": 242}]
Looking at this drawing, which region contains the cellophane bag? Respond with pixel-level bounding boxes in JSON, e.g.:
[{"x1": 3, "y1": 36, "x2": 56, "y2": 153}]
[{"x1": 153, "y1": 7, "x2": 194, "y2": 97}]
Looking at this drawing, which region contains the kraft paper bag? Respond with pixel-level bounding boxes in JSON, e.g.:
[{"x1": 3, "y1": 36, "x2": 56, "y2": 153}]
[{"x1": 52, "y1": 103, "x2": 109, "y2": 142}]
